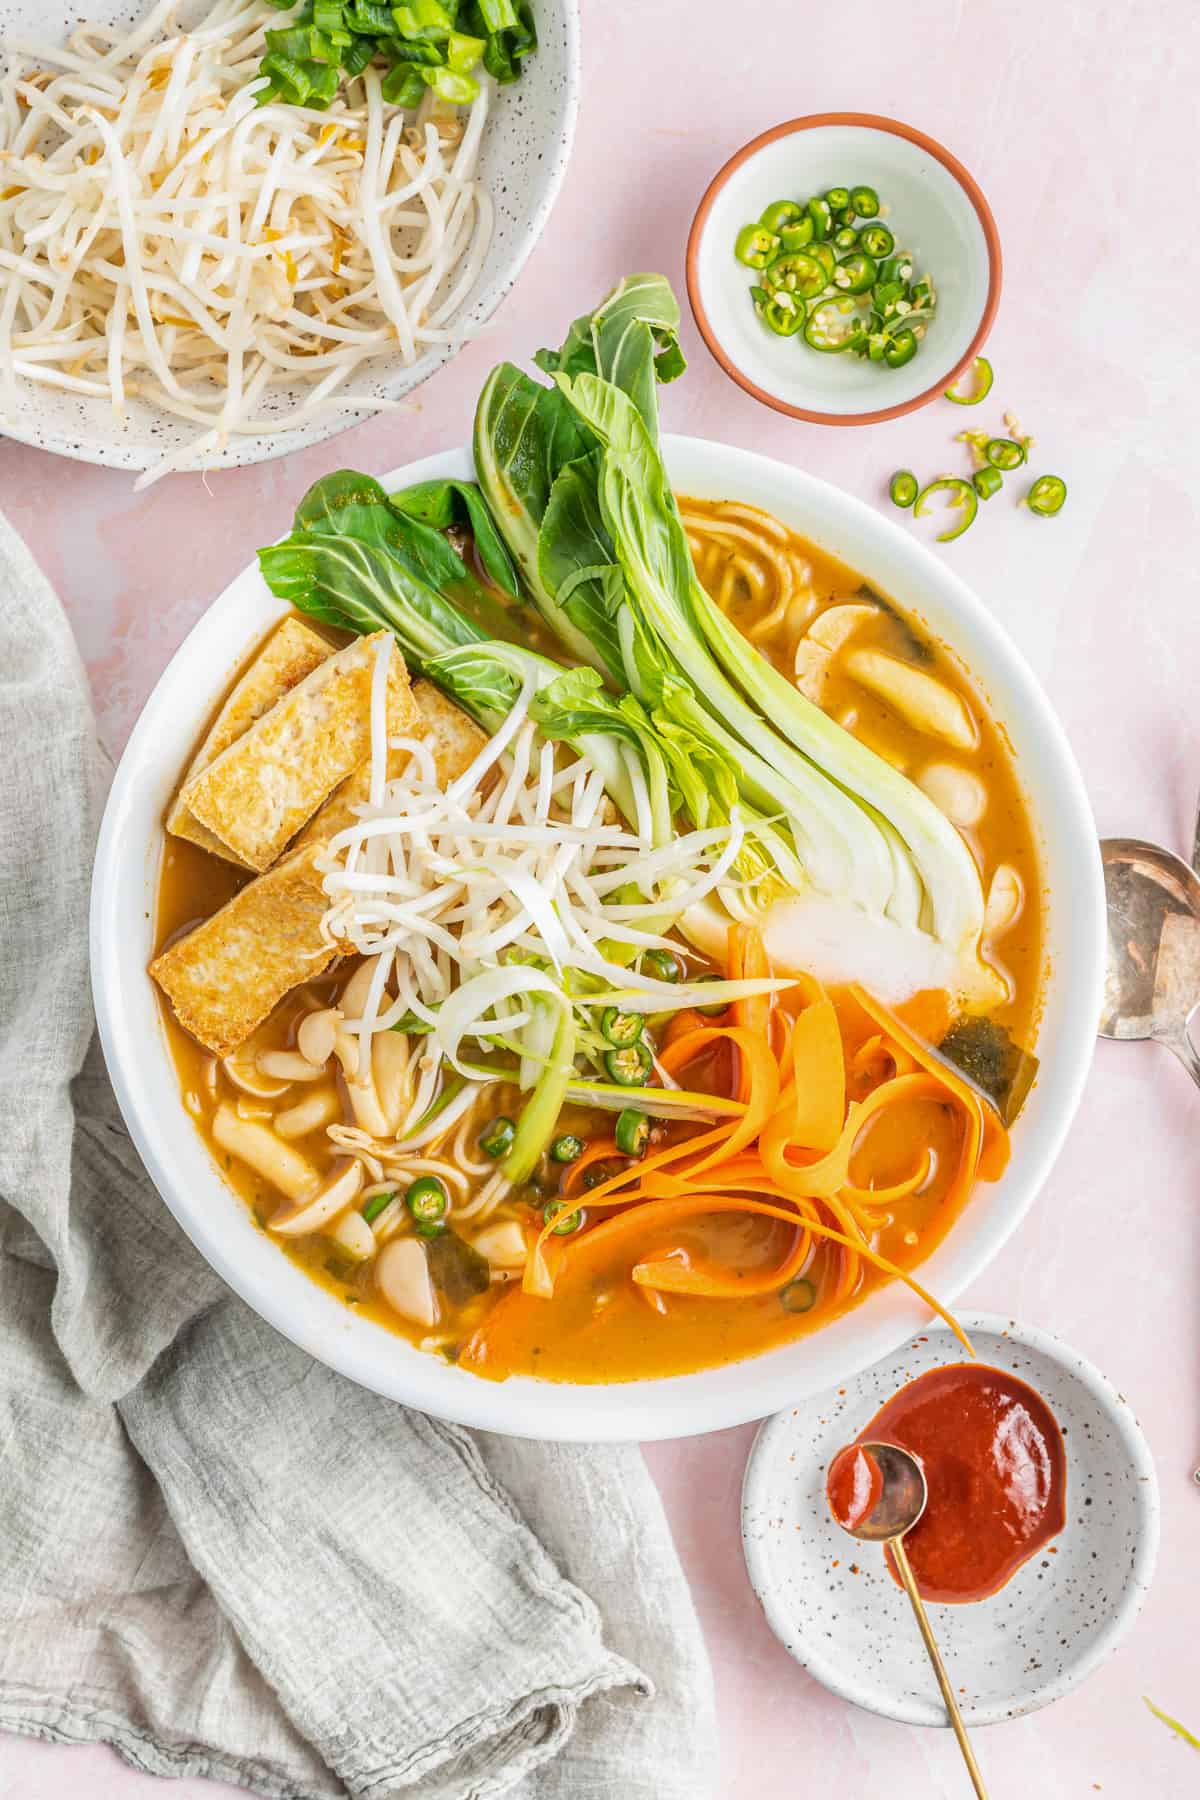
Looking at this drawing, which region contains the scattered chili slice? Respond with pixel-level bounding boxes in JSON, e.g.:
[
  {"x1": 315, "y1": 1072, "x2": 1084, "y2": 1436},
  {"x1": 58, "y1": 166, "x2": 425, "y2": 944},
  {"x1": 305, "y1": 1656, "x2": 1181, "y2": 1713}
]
[
  {"x1": 754, "y1": 289, "x2": 805, "y2": 336},
  {"x1": 915, "y1": 476, "x2": 979, "y2": 542},
  {"x1": 544, "y1": 1199, "x2": 584, "y2": 1236},
  {"x1": 1025, "y1": 474, "x2": 1067, "y2": 516},
  {"x1": 804, "y1": 296, "x2": 869, "y2": 353},
  {"x1": 984, "y1": 436, "x2": 1026, "y2": 470},
  {"x1": 859, "y1": 223, "x2": 894, "y2": 258},
  {"x1": 833, "y1": 251, "x2": 878, "y2": 294},
  {"x1": 614, "y1": 1108, "x2": 652, "y2": 1157},
  {"x1": 944, "y1": 356, "x2": 994, "y2": 405},
  {"x1": 603, "y1": 1041, "x2": 654, "y2": 1086},
  {"x1": 734, "y1": 223, "x2": 779, "y2": 269},
  {"x1": 824, "y1": 185, "x2": 851, "y2": 211},
  {"x1": 759, "y1": 198, "x2": 802, "y2": 233},
  {"x1": 479, "y1": 1115, "x2": 516, "y2": 1158},
  {"x1": 550, "y1": 1133, "x2": 585, "y2": 1163},
  {"x1": 972, "y1": 465, "x2": 1003, "y2": 500},
  {"x1": 889, "y1": 470, "x2": 919, "y2": 509},
  {"x1": 884, "y1": 329, "x2": 918, "y2": 369},
  {"x1": 849, "y1": 184, "x2": 880, "y2": 217}
]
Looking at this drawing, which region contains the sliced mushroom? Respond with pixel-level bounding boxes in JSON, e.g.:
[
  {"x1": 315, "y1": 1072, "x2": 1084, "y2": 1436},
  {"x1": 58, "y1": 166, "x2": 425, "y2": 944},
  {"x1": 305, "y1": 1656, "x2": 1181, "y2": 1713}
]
[
  {"x1": 274, "y1": 1088, "x2": 341, "y2": 1140},
  {"x1": 221, "y1": 1054, "x2": 290, "y2": 1099},
  {"x1": 471, "y1": 1219, "x2": 528, "y2": 1270},
  {"x1": 271, "y1": 1158, "x2": 363, "y2": 1236},
  {"x1": 916, "y1": 761, "x2": 988, "y2": 828},
  {"x1": 375, "y1": 1237, "x2": 438, "y2": 1328},
  {"x1": 256, "y1": 1049, "x2": 325, "y2": 1083},
  {"x1": 984, "y1": 863, "x2": 1025, "y2": 938},
  {"x1": 212, "y1": 1104, "x2": 318, "y2": 1201},
  {"x1": 793, "y1": 602, "x2": 876, "y2": 701},
  {"x1": 327, "y1": 1208, "x2": 375, "y2": 1262},
  {"x1": 843, "y1": 649, "x2": 977, "y2": 750},
  {"x1": 297, "y1": 1007, "x2": 341, "y2": 1068}
]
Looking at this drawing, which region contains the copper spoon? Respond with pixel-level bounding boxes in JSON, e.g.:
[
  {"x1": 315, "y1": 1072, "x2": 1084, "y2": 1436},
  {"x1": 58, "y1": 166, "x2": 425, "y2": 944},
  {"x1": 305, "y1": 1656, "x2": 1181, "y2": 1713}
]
[{"x1": 829, "y1": 1441, "x2": 988, "y2": 1798}]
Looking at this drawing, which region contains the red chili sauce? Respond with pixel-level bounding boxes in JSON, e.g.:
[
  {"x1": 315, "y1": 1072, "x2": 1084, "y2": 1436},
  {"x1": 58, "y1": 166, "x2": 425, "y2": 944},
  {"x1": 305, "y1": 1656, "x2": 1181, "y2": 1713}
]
[
  {"x1": 826, "y1": 1443, "x2": 883, "y2": 1533},
  {"x1": 831, "y1": 1363, "x2": 1067, "y2": 1603}
]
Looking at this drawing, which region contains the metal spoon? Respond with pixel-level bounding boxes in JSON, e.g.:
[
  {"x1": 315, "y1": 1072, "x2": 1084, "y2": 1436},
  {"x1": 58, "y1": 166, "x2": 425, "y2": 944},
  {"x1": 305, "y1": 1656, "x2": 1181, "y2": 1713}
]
[
  {"x1": 1099, "y1": 837, "x2": 1200, "y2": 1088},
  {"x1": 829, "y1": 1441, "x2": 988, "y2": 1798}
]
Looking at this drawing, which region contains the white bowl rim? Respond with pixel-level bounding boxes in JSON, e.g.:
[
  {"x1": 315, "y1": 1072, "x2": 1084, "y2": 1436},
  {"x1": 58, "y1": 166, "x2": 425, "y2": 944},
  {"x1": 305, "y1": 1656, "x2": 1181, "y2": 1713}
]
[
  {"x1": 0, "y1": 0, "x2": 581, "y2": 472},
  {"x1": 90, "y1": 434, "x2": 1106, "y2": 1441},
  {"x1": 741, "y1": 1310, "x2": 1162, "y2": 1725}
]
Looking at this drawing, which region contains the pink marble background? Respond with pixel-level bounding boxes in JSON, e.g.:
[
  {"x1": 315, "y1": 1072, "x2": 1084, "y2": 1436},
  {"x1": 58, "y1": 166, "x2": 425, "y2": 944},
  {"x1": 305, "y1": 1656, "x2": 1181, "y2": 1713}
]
[{"x1": 3, "y1": 0, "x2": 1200, "y2": 1793}]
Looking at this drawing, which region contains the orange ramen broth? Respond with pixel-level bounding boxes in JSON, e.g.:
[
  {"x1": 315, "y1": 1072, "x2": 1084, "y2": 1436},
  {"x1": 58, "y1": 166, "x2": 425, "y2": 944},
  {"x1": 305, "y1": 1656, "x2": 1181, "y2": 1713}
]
[{"x1": 156, "y1": 501, "x2": 1043, "y2": 1384}]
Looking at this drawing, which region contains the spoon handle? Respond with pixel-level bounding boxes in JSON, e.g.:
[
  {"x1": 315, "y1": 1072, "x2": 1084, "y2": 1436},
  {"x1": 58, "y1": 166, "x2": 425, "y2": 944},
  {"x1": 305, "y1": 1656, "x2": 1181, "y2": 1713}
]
[{"x1": 889, "y1": 1535, "x2": 989, "y2": 1799}]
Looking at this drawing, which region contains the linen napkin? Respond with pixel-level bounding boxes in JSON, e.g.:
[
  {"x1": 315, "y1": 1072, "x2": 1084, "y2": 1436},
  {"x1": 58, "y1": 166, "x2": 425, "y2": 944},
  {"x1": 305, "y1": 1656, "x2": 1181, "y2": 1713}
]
[{"x1": 0, "y1": 504, "x2": 717, "y2": 1800}]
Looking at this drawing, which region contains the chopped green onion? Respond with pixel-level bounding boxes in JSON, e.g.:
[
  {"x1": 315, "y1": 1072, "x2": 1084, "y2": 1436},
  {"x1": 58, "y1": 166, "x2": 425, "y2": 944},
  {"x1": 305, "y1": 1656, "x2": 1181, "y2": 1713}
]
[
  {"x1": 1025, "y1": 474, "x2": 1067, "y2": 516},
  {"x1": 984, "y1": 437, "x2": 1026, "y2": 471},
  {"x1": 550, "y1": 1133, "x2": 585, "y2": 1163},
  {"x1": 615, "y1": 1108, "x2": 652, "y2": 1157},
  {"x1": 544, "y1": 1199, "x2": 584, "y2": 1236},
  {"x1": 600, "y1": 1006, "x2": 644, "y2": 1047},
  {"x1": 944, "y1": 356, "x2": 994, "y2": 405},
  {"x1": 889, "y1": 470, "x2": 919, "y2": 509},
  {"x1": 603, "y1": 1041, "x2": 654, "y2": 1086},
  {"x1": 915, "y1": 477, "x2": 979, "y2": 542},
  {"x1": 479, "y1": 1115, "x2": 516, "y2": 1158},
  {"x1": 361, "y1": 1190, "x2": 394, "y2": 1224},
  {"x1": 406, "y1": 1175, "x2": 449, "y2": 1235},
  {"x1": 973, "y1": 465, "x2": 1003, "y2": 500}
]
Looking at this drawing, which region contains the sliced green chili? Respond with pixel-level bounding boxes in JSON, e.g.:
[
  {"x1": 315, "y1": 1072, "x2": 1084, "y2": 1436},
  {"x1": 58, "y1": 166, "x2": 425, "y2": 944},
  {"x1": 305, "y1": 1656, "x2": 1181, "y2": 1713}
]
[
  {"x1": 985, "y1": 436, "x2": 1026, "y2": 470},
  {"x1": 603, "y1": 1041, "x2": 654, "y2": 1086},
  {"x1": 849, "y1": 185, "x2": 880, "y2": 217},
  {"x1": 973, "y1": 465, "x2": 1003, "y2": 500},
  {"x1": 544, "y1": 1199, "x2": 584, "y2": 1235},
  {"x1": 858, "y1": 223, "x2": 894, "y2": 258},
  {"x1": 600, "y1": 1006, "x2": 643, "y2": 1047},
  {"x1": 406, "y1": 1175, "x2": 449, "y2": 1235},
  {"x1": 779, "y1": 216, "x2": 815, "y2": 250},
  {"x1": 944, "y1": 355, "x2": 994, "y2": 405},
  {"x1": 734, "y1": 223, "x2": 780, "y2": 270},
  {"x1": 759, "y1": 198, "x2": 802, "y2": 234},
  {"x1": 805, "y1": 240, "x2": 836, "y2": 282},
  {"x1": 479, "y1": 1114, "x2": 516, "y2": 1158},
  {"x1": 615, "y1": 1108, "x2": 652, "y2": 1157},
  {"x1": 550, "y1": 1133, "x2": 585, "y2": 1163},
  {"x1": 780, "y1": 1277, "x2": 817, "y2": 1313},
  {"x1": 824, "y1": 186, "x2": 851, "y2": 211},
  {"x1": 833, "y1": 225, "x2": 859, "y2": 251},
  {"x1": 833, "y1": 252, "x2": 878, "y2": 294},
  {"x1": 640, "y1": 948, "x2": 681, "y2": 983},
  {"x1": 754, "y1": 290, "x2": 805, "y2": 336},
  {"x1": 1025, "y1": 474, "x2": 1067, "y2": 516},
  {"x1": 806, "y1": 196, "x2": 832, "y2": 239},
  {"x1": 804, "y1": 296, "x2": 869, "y2": 352},
  {"x1": 765, "y1": 250, "x2": 826, "y2": 299},
  {"x1": 884, "y1": 328, "x2": 918, "y2": 369},
  {"x1": 915, "y1": 476, "x2": 979, "y2": 542},
  {"x1": 361, "y1": 1190, "x2": 394, "y2": 1224},
  {"x1": 889, "y1": 470, "x2": 919, "y2": 509}
]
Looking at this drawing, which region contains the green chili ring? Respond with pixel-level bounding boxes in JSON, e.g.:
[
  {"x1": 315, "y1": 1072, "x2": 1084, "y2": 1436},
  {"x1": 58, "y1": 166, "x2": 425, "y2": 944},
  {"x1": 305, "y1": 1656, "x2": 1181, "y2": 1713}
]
[
  {"x1": 914, "y1": 477, "x2": 979, "y2": 542},
  {"x1": 824, "y1": 186, "x2": 851, "y2": 211},
  {"x1": 973, "y1": 465, "x2": 1003, "y2": 500},
  {"x1": 734, "y1": 223, "x2": 779, "y2": 269},
  {"x1": 603, "y1": 1041, "x2": 654, "y2": 1086},
  {"x1": 833, "y1": 251, "x2": 878, "y2": 294},
  {"x1": 944, "y1": 355, "x2": 994, "y2": 405},
  {"x1": 889, "y1": 470, "x2": 919, "y2": 509},
  {"x1": 804, "y1": 296, "x2": 870, "y2": 353},
  {"x1": 849, "y1": 184, "x2": 880, "y2": 217},
  {"x1": 759, "y1": 198, "x2": 802, "y2": 233},
  {"x1": 985, "y1": 437, "x2": 1026, "y2": 471},
  {"x1": 615, "y1": 1108, "x2": 652, "y2": 1157},
  {"x1": 763, "y1": 250, "x2": 827, "y2": 299},
  {"x1": 858, "y1": 223, "x2": 894, "y2": 258},
  {"x1": 600, "y1": 1006, "x2": 644, "y2": 1047},
  {"x1": 1026, "y1": 474, "x2": 1068, "y2": 516}
]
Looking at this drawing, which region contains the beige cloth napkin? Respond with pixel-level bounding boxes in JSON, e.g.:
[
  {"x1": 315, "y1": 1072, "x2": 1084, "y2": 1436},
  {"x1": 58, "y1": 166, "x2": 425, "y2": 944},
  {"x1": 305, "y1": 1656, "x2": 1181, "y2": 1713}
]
[{"x1": 0, "y1": 505, "x2": 716, "y2": 1799}]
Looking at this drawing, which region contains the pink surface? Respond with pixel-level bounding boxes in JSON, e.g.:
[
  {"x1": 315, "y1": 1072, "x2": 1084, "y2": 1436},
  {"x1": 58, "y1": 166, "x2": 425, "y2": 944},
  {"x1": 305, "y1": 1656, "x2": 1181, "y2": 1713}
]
[{"x1": 3, "y1": 0, "x2": 1199, "y2": 1795}]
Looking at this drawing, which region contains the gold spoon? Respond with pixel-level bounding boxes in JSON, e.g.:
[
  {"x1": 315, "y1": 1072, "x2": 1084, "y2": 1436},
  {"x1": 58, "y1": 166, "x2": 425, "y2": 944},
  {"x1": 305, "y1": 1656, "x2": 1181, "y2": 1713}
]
[{"x1": 828, "y1": 1440, "x2": 989, "y2": 1798}]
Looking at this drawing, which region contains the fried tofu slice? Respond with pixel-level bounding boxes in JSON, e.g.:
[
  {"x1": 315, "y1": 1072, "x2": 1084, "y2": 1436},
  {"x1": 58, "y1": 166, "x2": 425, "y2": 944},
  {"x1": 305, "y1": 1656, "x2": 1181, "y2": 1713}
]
[
  {"x1": 150, "y1": 843, "x2": 336, "y2": 1057},
  {"x1": 179, "y1": 631, "x2": 419, "y2": 873},
  {"x1": 293, "y1": 679, "x2": 489, "y2": 851},
  {"x1": 166, "y1": 617, "x2": 332, "y2": 864}
]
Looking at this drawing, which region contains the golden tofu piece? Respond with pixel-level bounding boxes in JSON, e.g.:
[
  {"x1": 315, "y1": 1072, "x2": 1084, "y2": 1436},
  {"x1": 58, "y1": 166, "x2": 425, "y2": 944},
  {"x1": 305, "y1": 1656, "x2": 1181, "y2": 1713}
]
[
  {"x1": 150, "y1": 843, "x2": 336, "y2": 1057},
  {"x1": 166, "y1": 617, "x2": 333, "y2": 863},
  {"x1": 293, "y1": 680, "x2": 489, "y2": 850},
  {"x1": 179, "y1": 631, "x2": 418, "y2": 872}
]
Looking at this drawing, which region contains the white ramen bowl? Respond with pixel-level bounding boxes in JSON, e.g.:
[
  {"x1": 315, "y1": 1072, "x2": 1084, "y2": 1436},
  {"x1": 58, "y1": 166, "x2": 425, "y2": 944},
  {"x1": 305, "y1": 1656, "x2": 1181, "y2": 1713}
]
[
  {"x1": 0, "y1": 0, "x2": 579, "y2": 473},
  {"x1": 90, "y1": 437, "x2": 1106, "y2": 1441}
]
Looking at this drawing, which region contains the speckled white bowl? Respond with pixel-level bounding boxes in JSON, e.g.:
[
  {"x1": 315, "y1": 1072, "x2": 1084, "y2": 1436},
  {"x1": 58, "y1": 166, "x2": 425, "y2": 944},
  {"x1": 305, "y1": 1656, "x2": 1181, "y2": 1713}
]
[
  {"x1": 0, "y1": 0, "x2": 579, "y2": 473},
  {"x1": 742, "y1": 1314, "x2": 1159, "y2": 1725}
]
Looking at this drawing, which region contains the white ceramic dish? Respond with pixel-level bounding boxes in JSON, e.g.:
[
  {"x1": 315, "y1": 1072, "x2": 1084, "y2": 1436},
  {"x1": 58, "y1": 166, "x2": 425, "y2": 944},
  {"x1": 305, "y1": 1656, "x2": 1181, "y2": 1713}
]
[
  {"x1": 687, "y1": 115, "x2": 1001, "y2": 425},
  {"x1": 742, "y1": 1314, "x2": 1159, "y2": 1724},
  {"x1": 90, "y1": 436, "x2": 1105, "y2": 1441},
  {"x1": 0, "y1": 0, "x2": 579, "y2": 473}
]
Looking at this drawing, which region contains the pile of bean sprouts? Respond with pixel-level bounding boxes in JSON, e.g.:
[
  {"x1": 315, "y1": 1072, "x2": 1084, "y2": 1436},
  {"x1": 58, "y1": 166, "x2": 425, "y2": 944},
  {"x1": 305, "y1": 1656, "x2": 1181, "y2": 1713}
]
[{"x1": 0, "y1": 0, "x2": 495, "y2": 483}]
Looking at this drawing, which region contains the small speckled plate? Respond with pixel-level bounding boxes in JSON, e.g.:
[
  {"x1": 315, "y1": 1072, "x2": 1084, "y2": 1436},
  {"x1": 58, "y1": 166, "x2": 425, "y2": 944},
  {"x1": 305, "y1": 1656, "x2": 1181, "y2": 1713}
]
[{"x1": 742, "y1": 1313, "x2": 1159, "y2": 1726}]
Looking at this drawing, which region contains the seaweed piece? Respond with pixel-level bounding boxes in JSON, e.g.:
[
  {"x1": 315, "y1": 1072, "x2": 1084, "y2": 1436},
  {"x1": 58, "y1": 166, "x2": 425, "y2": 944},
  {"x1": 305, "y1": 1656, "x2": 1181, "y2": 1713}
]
[
  {"x1": 856, "y1": 582, "x2": 933, "y2": 665},
  {"x1": 425, "y1": 1230, "x2": 490, "y2": 1305},
  {"x1": 937, "y1": 1016, "x2": 1039, "y2": 1126}
]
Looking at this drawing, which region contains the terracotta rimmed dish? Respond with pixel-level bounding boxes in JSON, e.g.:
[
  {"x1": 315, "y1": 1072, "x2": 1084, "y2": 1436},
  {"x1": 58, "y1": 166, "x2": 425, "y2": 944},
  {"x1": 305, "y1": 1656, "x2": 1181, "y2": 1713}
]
[
  {"x1": 686, "y1": 114, "x2": 1002, "y2": 426},
  {"x1": 0, "y1": 0, "x2": 580, "y2": 474},
  {"x1": 90, "y1": 435, "x2": 1103, "y2": 1442},
  {"x1": 742, "y1": 1315, "x2": 1159, "y2": 1725}
]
